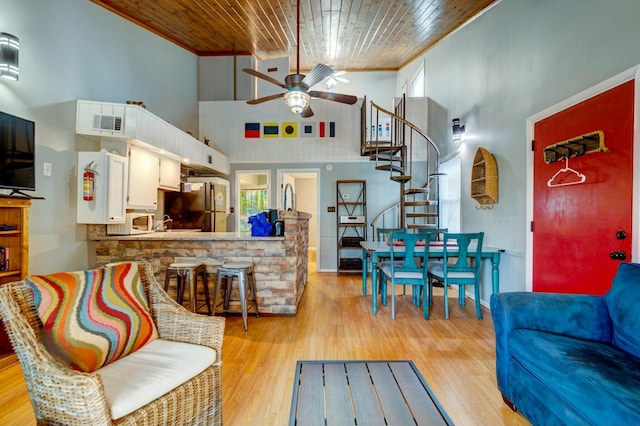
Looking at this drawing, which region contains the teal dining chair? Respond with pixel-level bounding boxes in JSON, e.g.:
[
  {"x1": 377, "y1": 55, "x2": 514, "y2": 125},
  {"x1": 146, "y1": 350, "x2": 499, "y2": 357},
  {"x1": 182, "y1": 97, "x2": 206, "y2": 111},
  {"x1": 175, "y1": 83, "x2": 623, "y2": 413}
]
[
  {"x1": 416, "y1": 228, "x2": 448, "y2": 241},
  {"x1": 377, "y1": 227, "x2": 408, "y2": 294},
  {"x1": 427, "y1": 232, "x2": 484, "y2": 319},
  {"x1": 376, "y1": 227, "x2": 407, "y2": 241},
  {"x1": 416, "y1": 228, "x2": 448, "y2": 287},
  {"x1": 379, "y1": 232, "x2": 431, "y2": 319}
]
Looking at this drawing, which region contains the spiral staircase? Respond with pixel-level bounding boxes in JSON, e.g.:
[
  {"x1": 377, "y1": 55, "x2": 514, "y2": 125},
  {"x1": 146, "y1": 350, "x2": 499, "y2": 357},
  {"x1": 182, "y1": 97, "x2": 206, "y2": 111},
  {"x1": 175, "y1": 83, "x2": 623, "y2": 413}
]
[{"x1": 360, "y1": 95, "x2": 442, "y2": 237}]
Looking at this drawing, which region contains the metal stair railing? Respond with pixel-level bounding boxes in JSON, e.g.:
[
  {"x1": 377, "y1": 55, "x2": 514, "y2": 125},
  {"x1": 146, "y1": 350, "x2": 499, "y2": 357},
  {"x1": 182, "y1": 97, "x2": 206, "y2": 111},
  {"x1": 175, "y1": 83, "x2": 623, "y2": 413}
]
[{"x1": 361, "y1": 97, "x2": 441, "y2": 237}]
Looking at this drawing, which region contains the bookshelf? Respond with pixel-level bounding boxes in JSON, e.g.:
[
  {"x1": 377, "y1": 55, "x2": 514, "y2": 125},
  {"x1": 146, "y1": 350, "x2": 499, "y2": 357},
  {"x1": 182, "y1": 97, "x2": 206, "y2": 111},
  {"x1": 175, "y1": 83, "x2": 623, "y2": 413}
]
[{"x1": 0, "y1": 197, "x2": 30, "y2": 354}]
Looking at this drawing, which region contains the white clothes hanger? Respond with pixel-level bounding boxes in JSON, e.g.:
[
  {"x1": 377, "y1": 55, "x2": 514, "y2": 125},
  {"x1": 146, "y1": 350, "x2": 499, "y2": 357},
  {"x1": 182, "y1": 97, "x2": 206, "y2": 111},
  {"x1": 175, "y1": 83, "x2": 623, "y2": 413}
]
[{"x1": 547, "y1": 156, "x2": 586, "y2": 187}]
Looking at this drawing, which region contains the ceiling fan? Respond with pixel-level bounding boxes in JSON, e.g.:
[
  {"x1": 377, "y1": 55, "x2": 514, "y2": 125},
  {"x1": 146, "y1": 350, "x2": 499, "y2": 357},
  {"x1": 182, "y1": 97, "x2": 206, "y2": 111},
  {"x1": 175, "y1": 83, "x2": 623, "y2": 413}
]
[
  {"x1": 242, "y1": 0, "x2": 357, "y2": 118},
  {"x1": 326, "y1": 70, "x2": 350, "y2": 89}
]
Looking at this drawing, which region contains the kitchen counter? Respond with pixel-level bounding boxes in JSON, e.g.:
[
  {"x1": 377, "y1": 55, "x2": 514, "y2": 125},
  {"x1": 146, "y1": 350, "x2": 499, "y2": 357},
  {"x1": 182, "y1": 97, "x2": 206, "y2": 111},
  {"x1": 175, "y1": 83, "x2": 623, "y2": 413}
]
[
  {"x1": 89, "y1": 230, "x2": 284, "y2": 241},
  {"x1": 87, "y1": 211, "x2": 310, "y2": 315}
]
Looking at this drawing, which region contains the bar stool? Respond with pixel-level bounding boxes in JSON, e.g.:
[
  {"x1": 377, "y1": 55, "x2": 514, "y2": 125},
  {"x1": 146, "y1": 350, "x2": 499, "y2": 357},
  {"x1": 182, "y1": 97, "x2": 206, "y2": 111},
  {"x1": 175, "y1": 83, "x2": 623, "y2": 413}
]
[
  {"x1": 203, "y1": 259, "x2": 224, "y2": 286},
  {"x1": 164, "y1": 262, "x2": 211, "y2": 315},
  {"x1": 214, "y1": 262, "x2": 259, "y2": 331}
]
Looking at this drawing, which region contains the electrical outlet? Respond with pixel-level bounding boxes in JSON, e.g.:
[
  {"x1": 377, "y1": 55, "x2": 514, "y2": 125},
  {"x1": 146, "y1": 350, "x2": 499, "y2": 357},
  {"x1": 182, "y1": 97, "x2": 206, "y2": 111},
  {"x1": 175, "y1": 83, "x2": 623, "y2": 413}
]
[{"x1": 43, "y1": 162, "x2": 52, "y2": 176}]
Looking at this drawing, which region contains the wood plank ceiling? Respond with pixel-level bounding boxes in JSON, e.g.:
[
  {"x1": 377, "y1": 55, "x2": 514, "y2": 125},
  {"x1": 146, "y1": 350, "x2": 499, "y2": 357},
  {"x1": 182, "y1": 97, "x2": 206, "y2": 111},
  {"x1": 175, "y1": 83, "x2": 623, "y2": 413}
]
[{"x1": 90, "y1": 0, "x2": 497, "y2": 71}]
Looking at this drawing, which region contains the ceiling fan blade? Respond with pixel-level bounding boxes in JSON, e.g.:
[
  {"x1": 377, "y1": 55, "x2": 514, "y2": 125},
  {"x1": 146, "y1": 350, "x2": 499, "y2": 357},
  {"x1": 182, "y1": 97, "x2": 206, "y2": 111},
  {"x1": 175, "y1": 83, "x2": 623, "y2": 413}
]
[
  {"x1": 246, "y1": 93, "x2": 285, "y2": 105},
  {"x1": 302, "y1": 64, "x2": 334, "y2": 89},
  {"x1": 309, "y1": 91, "x2": 358, "y2": 105},
  {"x1": 300, "y1": 105, "x2": 314, "y2": 118},
  {"x1": 242, "y1": 68, "x2": 287, "y2": 89}
]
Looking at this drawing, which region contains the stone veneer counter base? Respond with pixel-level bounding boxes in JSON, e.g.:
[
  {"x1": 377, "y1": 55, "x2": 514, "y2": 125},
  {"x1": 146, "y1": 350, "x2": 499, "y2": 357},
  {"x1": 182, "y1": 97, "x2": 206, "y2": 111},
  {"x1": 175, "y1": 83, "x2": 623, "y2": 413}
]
[{"x1": 88, "y1": 211, "x2": 310, "y2": 316}]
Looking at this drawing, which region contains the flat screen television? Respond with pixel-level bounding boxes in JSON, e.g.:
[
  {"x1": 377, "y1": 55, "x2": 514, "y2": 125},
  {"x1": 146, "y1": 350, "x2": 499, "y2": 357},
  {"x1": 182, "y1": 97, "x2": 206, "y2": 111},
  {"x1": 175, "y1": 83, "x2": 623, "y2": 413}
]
[{"x1": 0, "y1": 111, "x2": 35, "y2": 196}]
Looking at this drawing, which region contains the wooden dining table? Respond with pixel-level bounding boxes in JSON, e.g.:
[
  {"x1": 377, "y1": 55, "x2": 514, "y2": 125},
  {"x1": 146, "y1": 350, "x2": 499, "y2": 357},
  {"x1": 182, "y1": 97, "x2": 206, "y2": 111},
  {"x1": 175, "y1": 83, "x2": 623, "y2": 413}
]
[{"x1": 360, "y1": 240, "x2": 504, "y2": 315}]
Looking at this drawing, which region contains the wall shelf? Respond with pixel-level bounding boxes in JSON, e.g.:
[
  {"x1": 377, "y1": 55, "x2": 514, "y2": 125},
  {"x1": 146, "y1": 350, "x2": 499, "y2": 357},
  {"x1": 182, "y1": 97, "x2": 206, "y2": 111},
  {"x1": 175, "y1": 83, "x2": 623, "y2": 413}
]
[{"x1": 471, "y1": 147, "x2": 498, "y2": 208}]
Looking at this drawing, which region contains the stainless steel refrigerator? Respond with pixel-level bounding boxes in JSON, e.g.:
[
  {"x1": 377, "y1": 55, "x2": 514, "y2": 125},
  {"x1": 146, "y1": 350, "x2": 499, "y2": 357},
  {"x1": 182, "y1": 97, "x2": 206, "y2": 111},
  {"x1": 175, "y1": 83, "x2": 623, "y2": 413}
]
[{"x1": 163, "y1": 177, "x2": 229, "y2": 232}]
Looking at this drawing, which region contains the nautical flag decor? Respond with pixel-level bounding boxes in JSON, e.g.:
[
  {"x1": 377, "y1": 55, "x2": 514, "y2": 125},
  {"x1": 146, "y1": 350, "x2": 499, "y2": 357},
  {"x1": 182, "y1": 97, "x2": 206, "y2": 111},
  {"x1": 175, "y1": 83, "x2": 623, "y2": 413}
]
[
  {"x1": 244, "y1": 122, "x2": 260, "y2": 138},
  {"x1": 282, "y1": 122, "x2": 297, "y2": 138},
  {"x1": 318, "y1": 121, "x2": 336, "y2": 138},
  {"x1": 301, "y1": 122, "x2": 316, "y2": 137},
  {"x1": 263, "y1": 122, "x2": 279, "y2": 138},
  {"x1": 244, "y1": 121, "x2": 335, "y2": 139}
]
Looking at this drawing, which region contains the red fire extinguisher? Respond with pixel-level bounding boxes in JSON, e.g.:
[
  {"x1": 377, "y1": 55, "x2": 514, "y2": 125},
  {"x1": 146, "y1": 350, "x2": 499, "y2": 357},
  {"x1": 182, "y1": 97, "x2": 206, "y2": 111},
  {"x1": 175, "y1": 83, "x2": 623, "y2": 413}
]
[{"x1": 83, "y1": 162, "x2": 95, "y2": 201}]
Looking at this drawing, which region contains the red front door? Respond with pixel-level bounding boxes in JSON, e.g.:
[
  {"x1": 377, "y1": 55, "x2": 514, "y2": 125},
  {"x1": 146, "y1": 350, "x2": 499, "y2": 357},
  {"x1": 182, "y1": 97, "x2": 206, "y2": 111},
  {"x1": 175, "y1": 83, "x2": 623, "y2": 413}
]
[{"x1": 532, "y1": 80, "x2": 634, "y2": 295}]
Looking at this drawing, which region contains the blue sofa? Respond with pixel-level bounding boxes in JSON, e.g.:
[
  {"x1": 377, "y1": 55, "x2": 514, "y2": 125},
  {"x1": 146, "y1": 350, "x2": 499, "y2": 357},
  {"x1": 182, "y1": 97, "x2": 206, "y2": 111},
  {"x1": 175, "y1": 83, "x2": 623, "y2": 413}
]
[{"x1": 490, "y1": 262, "x2": 640, "y2": 425}]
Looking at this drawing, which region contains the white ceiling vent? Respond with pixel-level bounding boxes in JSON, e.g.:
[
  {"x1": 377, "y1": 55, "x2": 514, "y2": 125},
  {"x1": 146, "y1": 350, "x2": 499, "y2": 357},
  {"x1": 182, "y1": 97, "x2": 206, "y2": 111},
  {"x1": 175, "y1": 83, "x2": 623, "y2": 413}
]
[{"x1": 92, "y1": 114, "x2": 123, "y2": 132}]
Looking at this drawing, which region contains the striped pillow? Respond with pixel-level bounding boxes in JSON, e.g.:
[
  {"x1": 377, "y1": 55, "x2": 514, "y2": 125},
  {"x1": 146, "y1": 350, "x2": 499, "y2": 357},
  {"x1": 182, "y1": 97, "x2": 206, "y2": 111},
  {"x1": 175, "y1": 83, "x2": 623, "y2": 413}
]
[{"x1": 26, "y1": 262, "x2": 158, "y2": 372}]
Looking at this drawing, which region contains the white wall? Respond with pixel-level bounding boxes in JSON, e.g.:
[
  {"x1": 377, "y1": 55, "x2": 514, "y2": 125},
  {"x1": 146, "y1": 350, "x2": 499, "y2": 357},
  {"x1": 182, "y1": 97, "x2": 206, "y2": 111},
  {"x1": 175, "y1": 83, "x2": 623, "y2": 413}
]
[
  {"x1": 200, "y1": 99, "x2": 364, "y2": 162},
  {"x1": 295, "y1": 177, "x2": 317, "y2": 249},
  {"x1": 1, "y1": 0, "x2": 198, "y2": 274},
  {"x1": 198, "y1": 55, "x2": 254, "y2": 101},
  {"x1": 398, "y1": 0, "x2": 640, "y2": 300}
]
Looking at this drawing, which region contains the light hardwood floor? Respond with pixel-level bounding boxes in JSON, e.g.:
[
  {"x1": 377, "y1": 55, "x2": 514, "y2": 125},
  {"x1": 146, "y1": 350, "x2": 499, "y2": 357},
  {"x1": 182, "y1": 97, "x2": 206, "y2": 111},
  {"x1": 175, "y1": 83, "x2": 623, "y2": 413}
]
[{"x1": 0, "y1": 261, "x2": 530, "y2": 425}]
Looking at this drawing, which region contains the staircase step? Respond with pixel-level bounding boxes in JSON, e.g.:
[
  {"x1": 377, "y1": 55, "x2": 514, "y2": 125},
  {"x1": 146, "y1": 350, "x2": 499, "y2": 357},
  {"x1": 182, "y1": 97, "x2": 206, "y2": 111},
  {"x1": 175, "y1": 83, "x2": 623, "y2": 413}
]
[
  {"x1": 405, "y1": 187, "x2": 430, "y2": 195},
  {"x1": 376, "y1": 164, "x2": 404, "y2": 173},
  {"x1": 405, "y1": 200, "x2": 439, "y2": 206},
  {"x1": 407, "y1": 224, "x2": 439, "y2": 230},
  {"x1": 390, "y1": 175, "x2": 412, "y2": 183},
  {"x1": 404, "y1": 201, "x2": 430, "y2": 207},
  {"x1": 405, "y1": 213, "x2": 439, "y2": 218},
  {"x1": 371, "y1": 153, "x2": 403, "y2": 162},
  {"x1": 361, "y1": 144, "x2": 403, "y2": 156}
]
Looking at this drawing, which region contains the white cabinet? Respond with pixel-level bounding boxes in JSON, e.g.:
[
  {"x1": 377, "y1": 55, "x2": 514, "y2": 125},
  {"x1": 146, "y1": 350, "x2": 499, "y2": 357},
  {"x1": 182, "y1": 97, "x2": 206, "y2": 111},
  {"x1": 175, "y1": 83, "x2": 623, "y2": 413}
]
[
  {"x1": 77, "y1": 150, "x2": 128, "y2": 224},
  {"x1": 159, "y1": 156, "x2": 181, "y2": 191},
  {"x1": 127, "y1": 146, "x2": 159, "y2": 210},
  {"x1": 76, "y1": 100, "x2": 230, "y2": 175}
]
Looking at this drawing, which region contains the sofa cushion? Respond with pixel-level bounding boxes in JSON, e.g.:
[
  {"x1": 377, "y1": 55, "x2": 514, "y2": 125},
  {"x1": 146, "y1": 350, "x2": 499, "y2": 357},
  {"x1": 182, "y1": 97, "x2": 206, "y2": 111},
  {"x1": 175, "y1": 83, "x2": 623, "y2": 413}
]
[
  {"x1": 93, "y1": 339, "x2": 217, "y2": 420},
  {"x1": 605, "y1": 262, "x2": 640, "y2": 358},
  {"x1": 26, "y1": 262, "x2": 158, "y2": 372},
  {"x1": 509, "y1": 329, "x2": 640, "y2": 424}
]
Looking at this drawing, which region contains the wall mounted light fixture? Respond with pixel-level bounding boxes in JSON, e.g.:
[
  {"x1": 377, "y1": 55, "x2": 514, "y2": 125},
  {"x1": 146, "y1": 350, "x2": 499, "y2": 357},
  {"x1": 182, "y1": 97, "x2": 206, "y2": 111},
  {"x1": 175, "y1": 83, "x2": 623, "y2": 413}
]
[
  {"x1": 0, "y1": 33, "x2": 19, "y2": 81},
  {"x1": 452, "y1": 117, "x2": 465, "y2": 142}
]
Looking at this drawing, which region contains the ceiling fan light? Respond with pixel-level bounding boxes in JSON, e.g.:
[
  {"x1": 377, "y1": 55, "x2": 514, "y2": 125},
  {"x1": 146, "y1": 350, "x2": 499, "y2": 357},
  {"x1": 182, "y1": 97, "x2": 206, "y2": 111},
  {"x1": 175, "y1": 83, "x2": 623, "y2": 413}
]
[{"x1": 284, "y1": 91, "x2": 310, "y2": 114}]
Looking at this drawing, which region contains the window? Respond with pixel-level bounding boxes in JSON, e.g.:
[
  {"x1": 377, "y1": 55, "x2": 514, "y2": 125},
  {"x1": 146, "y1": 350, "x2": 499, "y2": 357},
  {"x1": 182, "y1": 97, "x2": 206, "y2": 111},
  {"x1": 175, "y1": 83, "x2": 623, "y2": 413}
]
[
  {"x1": 438, "y1": 156, "x2": 460, "y2": 232},
  {"x1": 236, "y1": 171, "x2": 270, "y2": 232},
  {"x1": 409, "y1": 63, "x2": 424, "y2": 97},
  {"x1": 239, "y1": 189, "x2": 268, "y2": 232}
]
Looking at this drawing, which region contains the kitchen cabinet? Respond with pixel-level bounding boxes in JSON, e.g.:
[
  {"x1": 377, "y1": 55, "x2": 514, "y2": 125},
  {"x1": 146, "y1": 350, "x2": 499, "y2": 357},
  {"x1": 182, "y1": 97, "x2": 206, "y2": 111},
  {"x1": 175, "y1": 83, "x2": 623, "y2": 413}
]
[
  {"x1": 159, "y1": 156, "x2": 181, "y2": 191},
  {"x1": 76, "y1": 100, "x2": 229, "y2": 175},
  {"x1": 127, "y1": 145, "x2": 160, "y2": 210},
  {"x1": 0, "y1": 197, "x2": 31, "y2": 354},
  {"x1": 77, "y1": 150, "x2": 128, "y2": 224},
  {"x1": 336, "y1": 180, "x2": 367, "y2": 274}
]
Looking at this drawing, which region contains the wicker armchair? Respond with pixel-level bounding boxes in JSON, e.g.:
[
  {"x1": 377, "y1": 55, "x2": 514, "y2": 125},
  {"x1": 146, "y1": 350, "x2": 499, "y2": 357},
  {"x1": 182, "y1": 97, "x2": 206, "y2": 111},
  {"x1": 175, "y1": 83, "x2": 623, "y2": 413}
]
[{"x1": 0, "y1": 262, "x2": 225, "y2": 425}]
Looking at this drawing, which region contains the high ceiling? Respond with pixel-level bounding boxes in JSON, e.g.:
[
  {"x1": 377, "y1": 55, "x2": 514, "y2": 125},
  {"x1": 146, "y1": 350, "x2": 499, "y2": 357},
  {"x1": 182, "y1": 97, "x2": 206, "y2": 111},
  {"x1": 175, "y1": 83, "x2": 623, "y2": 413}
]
[{"x1": 90, "y1": 0, "x2": 497, "y2": 72}]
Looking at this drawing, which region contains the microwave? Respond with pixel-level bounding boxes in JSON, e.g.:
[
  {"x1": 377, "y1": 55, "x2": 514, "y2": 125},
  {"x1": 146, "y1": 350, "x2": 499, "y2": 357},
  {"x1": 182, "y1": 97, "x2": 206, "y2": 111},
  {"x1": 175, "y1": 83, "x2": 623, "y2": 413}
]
[{"x1": 107, "y1": 213, "x2": 155, "y2": 235}]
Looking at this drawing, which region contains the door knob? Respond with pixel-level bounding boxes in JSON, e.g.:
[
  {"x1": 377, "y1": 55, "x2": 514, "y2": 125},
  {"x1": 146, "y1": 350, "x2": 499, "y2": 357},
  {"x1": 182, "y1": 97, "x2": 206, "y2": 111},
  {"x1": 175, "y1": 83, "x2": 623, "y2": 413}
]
[
  {"x1": 616, "y1": 230, "x2": 627, "y2": 240},
  {"x1": 609, "y1": 250, "x2": 627, "y2": 260}
]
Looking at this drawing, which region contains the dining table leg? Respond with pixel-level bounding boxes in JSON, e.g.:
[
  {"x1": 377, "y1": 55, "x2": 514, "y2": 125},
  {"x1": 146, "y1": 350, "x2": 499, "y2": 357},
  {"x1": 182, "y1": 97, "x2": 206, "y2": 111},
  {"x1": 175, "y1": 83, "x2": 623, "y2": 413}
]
[
  {"x1": 361, "y1": 248, "x2": 369, "y2": 296},
  {"x1": 491, "y1": 252, "x2": 501, "y2": 293},
  {"x1": 371, "y1": 252, "x2": 379, "y2": 315}
]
